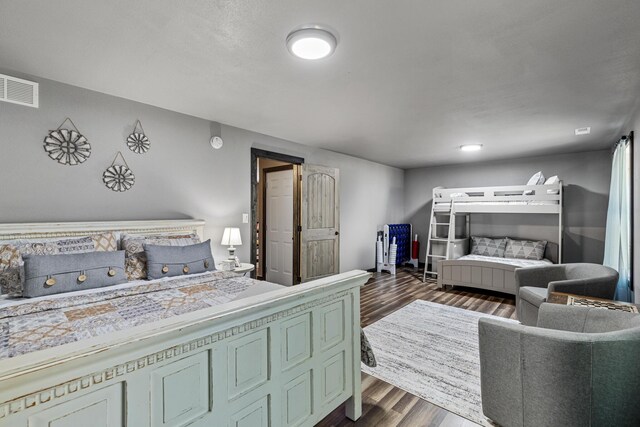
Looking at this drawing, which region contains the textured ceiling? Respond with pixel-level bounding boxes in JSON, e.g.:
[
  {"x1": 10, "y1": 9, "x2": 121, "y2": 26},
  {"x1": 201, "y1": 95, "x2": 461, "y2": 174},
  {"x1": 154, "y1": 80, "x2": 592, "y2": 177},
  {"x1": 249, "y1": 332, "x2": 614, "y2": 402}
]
[{"x1": 1, "y1": 0, "x2": 639, "y2": 168}]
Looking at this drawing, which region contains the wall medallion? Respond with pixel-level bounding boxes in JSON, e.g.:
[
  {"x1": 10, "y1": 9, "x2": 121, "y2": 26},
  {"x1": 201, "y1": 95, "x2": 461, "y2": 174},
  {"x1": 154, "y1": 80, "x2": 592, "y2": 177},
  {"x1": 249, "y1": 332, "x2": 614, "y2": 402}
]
[
  {"x1": 43, "y1": 118, "x2": 91, "y2": 165},
  {"x1": 103, "y1": 151, "x2": 135, "y2": 192},
  {"x1": 126, "y1": 120, "x2": 150, "y2": 154}
]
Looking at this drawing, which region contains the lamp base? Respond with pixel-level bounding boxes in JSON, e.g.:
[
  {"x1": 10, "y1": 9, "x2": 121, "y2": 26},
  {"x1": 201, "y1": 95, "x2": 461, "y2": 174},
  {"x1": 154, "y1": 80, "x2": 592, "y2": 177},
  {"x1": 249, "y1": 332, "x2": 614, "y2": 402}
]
[{"x1": 227, "y1": 246, "x2": 236, "y2": 260}]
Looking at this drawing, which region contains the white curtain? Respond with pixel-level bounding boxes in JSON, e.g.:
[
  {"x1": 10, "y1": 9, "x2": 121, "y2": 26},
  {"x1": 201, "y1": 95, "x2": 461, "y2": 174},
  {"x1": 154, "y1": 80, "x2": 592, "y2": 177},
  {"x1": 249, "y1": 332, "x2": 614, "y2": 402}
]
[{"x1": 603, "y1": 137, "x2": 632, "y2": 302}]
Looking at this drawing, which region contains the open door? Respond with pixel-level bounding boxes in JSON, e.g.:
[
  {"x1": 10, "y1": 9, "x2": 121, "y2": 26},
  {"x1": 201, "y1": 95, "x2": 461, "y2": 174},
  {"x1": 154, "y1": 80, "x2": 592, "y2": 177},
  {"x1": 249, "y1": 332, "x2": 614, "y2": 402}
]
[{"x1": 300, "y1": 164, "x2": 340, "y2": 282}]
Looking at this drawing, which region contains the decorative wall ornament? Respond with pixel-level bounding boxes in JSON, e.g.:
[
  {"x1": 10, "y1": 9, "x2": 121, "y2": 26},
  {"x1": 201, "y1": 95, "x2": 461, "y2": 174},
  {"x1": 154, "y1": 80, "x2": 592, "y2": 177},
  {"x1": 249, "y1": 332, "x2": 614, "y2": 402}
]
[
  {"x1": 126, "y1": 120, "x2": 150, "y2": 154},
  {"x1": 103, "y1": 151, "x2": 135, "y2": 192},
  {"x1": 43, "y1": 118, "x2": 91, "y2": 165}
]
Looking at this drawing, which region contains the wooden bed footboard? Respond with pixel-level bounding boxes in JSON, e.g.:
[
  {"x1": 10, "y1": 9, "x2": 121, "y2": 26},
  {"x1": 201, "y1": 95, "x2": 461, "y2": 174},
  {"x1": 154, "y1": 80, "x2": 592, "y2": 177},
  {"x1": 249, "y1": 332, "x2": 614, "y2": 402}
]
[
  {"x1": 0, "y1": 270, "x2": 370, "y2": 427},
  {"x1": 437, "y1": 259, "x2": 518, "y2": 295}
]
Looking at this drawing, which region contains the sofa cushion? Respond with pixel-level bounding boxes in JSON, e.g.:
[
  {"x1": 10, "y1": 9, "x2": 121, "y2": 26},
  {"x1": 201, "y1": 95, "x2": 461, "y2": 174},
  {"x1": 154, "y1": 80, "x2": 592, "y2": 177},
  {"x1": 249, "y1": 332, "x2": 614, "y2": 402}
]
[
  {"x1": 470, "y1": 236, "x2": 507, "y2": 257},
  {"x1": 519, "y1": 286, "x2": 548, "y2": 308},
  {"x1": 504, "y1": 238, "x2": 547, "y2": 260}
]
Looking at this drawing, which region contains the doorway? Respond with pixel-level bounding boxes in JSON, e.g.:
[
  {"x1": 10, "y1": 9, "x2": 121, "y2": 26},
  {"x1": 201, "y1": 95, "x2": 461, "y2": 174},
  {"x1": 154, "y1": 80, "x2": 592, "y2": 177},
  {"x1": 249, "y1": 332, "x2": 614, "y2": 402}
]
[
  {"x1": 250, "y1": 148, "x2": 341, "y2": 285},
  {"x1": 251, "y1": 149, "x2": 303, "y2": 285}
]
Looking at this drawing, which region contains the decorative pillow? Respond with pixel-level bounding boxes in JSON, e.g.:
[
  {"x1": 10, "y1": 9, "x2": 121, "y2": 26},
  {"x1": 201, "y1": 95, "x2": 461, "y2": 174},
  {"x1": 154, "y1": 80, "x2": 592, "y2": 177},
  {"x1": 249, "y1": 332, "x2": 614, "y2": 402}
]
[
  {"x1": 470, "y1": 236, "x2": 507, "y2": 258},
  {"x1": 144, "y1": 240, "x2": 215, "y2": 280},
  {"x1": 22, "y1": 251, "x2": 126, "y2": 298},
  {"x1": 0, "y1": 233, "x2": 117, "y2": 296},
  {"x1": 524, "y1": 171, "x2": 545, "y2": 195},
  {"x1": 544, "y1": 175, "x2": 560, "y2": 194},
  {"x1": 449, "y1": 192, "x2": 469, "y2": 198},
  {"x1": 122, "y1": 234, "x2": 201, "y2": 280},
  {"x1": 504, "y1": 238, "x2": 547, "y2": 260}
]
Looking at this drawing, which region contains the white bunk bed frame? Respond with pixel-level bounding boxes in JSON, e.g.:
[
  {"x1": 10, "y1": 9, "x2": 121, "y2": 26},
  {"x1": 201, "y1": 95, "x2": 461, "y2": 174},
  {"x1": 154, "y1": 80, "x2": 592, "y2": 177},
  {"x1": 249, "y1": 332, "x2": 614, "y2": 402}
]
[
  {"x1": 0, "y1": 220, "x2": 369, "y2": 427},
  {"x1": 423, "y1": 182, "x2": 563, "y2": 292}
]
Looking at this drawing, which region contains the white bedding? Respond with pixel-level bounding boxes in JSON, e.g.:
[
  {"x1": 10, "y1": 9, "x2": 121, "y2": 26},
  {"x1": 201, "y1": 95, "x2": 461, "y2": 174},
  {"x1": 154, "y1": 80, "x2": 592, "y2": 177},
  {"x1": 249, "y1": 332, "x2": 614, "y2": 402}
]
[{"x1": 456, "y1": 254, "x2": 552, "y2": 268}]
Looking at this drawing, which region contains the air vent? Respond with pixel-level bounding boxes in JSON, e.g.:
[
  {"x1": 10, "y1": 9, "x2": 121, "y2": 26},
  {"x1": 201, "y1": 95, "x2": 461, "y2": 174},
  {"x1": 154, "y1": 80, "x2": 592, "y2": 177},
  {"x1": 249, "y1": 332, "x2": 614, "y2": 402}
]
[{"x1": 0, "y1": 74, "x2": 39, "y2": 108}]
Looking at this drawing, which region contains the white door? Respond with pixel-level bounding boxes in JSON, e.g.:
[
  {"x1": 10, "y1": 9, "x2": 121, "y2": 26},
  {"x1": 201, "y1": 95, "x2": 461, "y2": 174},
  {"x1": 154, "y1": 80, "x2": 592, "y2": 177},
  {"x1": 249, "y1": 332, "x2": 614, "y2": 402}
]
[
  {"x1": 266, "y1": 169, "x2": 294, "y2": 286},
  {"x1": 300, "y1": 164, "x2": 340, "y2": 282}
]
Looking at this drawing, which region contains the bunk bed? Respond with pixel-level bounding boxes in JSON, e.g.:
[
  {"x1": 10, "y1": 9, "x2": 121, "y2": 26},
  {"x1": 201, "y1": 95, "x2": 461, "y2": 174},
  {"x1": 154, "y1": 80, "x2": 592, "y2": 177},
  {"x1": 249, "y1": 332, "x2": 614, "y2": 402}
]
[{"x1": 423, "y1": 182, "x2": 563, "y2": 295}]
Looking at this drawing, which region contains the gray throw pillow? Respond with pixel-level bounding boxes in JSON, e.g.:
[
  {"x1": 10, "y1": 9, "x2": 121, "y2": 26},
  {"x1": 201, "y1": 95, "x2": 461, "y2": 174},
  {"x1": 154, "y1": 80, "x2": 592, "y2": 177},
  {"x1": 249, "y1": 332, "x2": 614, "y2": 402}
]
[
  {"x1": 470, "y1": 236, "x2": 507, "y2": 258},
  {"x1": 22, "y1": 251, "x2": 126, "y2": 298},
  {"x1": 144, "y1": 240, "x2": 215, "y2": 280},
  {"x1": 504, "y1": 238, "x2": 547, "y2": 260}
]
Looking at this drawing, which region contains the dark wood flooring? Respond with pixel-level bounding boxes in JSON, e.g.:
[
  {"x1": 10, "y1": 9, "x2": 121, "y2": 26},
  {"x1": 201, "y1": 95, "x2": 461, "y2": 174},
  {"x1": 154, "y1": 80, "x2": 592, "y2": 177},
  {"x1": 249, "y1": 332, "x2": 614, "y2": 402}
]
[{"x1": 316, "y1": 267, "x2": 516, "y2": 427}]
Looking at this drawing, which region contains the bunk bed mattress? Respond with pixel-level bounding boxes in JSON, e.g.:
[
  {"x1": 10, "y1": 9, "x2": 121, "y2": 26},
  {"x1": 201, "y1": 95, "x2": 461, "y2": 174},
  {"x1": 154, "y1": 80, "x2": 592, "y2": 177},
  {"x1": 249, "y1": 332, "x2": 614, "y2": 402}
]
[
  {"x1": 456, "y1": 254, "x2": 552, "y2": 268},
  {"x1": 434, "y1": 200, "x2": 558, "y2": 206}
]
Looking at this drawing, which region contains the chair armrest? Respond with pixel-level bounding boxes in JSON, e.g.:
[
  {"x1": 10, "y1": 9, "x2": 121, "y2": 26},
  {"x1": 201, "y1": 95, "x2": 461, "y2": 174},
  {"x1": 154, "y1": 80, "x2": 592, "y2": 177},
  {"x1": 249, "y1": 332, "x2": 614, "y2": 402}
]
[
  {"x1": 547, "y1": 278, "x2": 617, "y2": 300},
  {"x1": 478, "y1": 318, "x2": 525, "y2": 425},
  {"x1": 514, "y1": 265, "x2": 566, "y2": 290}
]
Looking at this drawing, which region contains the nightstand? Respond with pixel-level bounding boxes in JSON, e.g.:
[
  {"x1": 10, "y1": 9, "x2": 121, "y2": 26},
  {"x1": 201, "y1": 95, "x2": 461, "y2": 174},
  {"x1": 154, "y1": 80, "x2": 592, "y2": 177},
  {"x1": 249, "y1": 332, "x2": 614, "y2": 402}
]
[{"x1": 217, "y1": 262, "x2": 255, "y2": 276}]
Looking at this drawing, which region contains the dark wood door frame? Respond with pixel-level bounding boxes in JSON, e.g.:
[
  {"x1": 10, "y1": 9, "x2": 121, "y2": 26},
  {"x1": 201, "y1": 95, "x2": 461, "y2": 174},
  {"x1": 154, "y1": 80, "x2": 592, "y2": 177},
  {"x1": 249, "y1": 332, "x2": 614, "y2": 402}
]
[{"x1": 250, "y1": 148, "x2": 304, "y2": 282}]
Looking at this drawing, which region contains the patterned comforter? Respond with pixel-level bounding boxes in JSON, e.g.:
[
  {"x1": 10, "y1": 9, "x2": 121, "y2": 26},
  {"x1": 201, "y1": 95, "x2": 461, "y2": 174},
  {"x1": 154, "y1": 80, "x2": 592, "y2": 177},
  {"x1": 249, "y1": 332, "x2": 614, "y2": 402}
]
[{"x1": 0, "y1": 271, "x2": 257, "y2": 360}]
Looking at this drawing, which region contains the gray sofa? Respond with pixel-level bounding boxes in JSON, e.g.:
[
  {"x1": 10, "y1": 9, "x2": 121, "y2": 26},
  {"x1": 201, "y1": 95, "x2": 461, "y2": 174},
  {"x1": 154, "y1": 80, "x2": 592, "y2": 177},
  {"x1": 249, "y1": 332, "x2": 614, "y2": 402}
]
[
  {"x1": 479, "y1": 304, "x2": 640, "y2": 427},
  {"x1": 515, "y1": 263, "x2": 619, "y2": 326}
]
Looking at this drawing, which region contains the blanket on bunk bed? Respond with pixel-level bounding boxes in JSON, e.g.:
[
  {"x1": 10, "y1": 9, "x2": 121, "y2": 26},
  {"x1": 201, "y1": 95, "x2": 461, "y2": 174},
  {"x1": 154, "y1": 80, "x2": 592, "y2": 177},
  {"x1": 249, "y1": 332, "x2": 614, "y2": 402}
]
[{"x1": 457, "y1": 254, "x2": 552, "y2": 267}]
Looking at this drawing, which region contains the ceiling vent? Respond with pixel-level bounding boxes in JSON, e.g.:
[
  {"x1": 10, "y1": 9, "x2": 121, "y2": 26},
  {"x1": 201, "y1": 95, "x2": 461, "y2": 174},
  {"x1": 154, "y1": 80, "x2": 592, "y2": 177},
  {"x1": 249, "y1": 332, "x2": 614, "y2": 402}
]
[{"x1": 0, "y1": 74, "x2": 39, "y2": 108}]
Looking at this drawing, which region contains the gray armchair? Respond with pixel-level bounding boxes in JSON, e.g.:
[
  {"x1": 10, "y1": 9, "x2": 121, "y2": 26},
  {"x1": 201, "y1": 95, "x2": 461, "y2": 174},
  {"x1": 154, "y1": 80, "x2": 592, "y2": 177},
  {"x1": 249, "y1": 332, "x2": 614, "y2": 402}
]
[
  {"x1": 479, "y1": 304, "x2": 640, "y2": 427},
  {"x1": 515, "y1": 263, "x2": 618, "y2": 325}
]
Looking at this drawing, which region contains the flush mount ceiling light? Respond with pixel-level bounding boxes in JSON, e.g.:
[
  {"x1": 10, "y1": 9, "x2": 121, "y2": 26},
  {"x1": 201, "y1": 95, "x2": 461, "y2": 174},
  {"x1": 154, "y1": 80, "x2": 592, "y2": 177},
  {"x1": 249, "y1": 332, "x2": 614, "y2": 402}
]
[
  {"x1": 286, "y1": 26, "x2": 338, "y2": 60},
  {"x1": 459, "y1": 144, "x2": 483, "y2": 152},
  {"x1": 575, "y1": 127, "x2": 591, "y2": 136}
]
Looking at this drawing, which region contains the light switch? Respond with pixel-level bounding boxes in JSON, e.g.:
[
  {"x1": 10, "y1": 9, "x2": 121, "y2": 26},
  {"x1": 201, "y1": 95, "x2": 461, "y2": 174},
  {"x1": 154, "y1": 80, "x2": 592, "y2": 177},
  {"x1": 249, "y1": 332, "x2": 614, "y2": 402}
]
[{"x1": 242, "y1": 213, "x2": 249, "y2": 223}]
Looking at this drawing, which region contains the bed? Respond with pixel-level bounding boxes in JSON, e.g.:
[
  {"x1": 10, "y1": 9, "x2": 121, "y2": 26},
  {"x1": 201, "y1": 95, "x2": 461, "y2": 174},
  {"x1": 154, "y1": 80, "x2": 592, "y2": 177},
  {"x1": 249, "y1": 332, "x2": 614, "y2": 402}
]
[
  {"x1": 0, "y1": 219, "x2": 369, "y2": 427},
  {"x1": 437, "y1": 242, "x2": 559, "y2": 295}
]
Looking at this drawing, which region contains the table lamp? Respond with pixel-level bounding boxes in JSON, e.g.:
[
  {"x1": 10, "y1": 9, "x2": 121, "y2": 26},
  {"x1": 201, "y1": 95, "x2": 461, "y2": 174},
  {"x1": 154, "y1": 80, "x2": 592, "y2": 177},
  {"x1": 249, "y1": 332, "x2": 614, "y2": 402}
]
[{"x1": 221, "y1": 227, "x2": 242, "y2": 260}]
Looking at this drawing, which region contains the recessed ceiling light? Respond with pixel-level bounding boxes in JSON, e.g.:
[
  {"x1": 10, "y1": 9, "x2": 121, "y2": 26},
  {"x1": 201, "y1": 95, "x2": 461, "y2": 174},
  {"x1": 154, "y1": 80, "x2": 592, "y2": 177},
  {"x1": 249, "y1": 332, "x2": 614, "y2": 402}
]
[
  {"x1": 459, "y1": 144, "x2": 483, "y2": 152},
  {"x1": 286, "y1": 26, "x2": 337, "y2": 60},
  {"x1": 575, "y1": 127, "x2": 591, "y2": 136}
]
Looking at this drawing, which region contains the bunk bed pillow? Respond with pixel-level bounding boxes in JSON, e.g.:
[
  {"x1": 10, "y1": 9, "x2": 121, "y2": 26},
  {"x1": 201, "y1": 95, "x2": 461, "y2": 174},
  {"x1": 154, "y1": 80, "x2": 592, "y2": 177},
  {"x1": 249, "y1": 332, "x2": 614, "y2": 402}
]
[
  {"x1": 524, "y1": 171, "x2": 545, "y2": 195},
  {"x1": 470, "y1": 236, "x2": 507, "y2": 258},
  {"x1": 544, "y1": 175, "x2": 560, "y2": 194},
  {"x1": 504, "y1": 238, "x2": 547, "y2": 260}
]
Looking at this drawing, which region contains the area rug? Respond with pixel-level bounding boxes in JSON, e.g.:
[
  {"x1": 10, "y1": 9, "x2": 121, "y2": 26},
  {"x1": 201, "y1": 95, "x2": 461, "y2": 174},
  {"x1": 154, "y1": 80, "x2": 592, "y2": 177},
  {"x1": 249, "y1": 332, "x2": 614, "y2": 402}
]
[{"x1": 362, "y1": 300, "x2": 516, "y2": 426}]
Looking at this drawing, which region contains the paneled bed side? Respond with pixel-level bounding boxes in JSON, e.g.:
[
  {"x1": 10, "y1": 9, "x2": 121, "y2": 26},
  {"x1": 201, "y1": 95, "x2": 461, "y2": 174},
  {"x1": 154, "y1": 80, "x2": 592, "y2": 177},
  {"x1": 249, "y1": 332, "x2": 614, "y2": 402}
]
[
  {"x1": 0, "y1": 220, "x2": 369, "y2": 427},
  {"x1": 423, "y1": 182, "x2": 563, "y2": 293}
]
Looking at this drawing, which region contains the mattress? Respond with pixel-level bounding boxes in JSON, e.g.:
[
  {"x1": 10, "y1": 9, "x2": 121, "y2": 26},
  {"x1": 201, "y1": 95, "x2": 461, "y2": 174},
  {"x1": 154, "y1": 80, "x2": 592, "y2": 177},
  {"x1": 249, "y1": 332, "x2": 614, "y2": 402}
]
[
  {"x1": 0, "y1": 271, "x2": 283, "y2": 360},
  {"x1": 435, "y1": 200, "x2": 558, "y2": 206},
  {"x1": 456, "y1": 254, "x2": 552, "y2": 268}
]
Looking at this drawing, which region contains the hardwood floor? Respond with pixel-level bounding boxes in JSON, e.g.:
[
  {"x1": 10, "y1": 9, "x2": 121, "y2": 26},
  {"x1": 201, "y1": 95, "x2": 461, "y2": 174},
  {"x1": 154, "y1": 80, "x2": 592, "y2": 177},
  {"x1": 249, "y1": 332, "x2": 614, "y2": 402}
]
[{"x1": 316, "y1": 267, "x2": 516, "y2": 427}]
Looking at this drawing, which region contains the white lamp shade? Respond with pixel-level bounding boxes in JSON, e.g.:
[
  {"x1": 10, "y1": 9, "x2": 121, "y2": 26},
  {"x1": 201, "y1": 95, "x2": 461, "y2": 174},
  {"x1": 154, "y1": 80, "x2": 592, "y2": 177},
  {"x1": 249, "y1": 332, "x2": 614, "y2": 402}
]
[{"x1": 221, "y1": 227, "x2": 242, "y2": 246}]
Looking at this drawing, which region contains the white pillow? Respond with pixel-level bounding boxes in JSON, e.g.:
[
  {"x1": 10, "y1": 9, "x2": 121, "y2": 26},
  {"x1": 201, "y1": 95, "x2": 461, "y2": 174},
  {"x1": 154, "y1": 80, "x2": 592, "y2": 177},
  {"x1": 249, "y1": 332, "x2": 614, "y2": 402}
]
[
  {"x1": 450, "y1": 192, "x2": 469, "y2": 198},
  {"x1": 524, "y1": 171, "x2": 545, "y2": 195},
  {"x1": 544, "y1": 175, "x2": 560, "y2": 194}
]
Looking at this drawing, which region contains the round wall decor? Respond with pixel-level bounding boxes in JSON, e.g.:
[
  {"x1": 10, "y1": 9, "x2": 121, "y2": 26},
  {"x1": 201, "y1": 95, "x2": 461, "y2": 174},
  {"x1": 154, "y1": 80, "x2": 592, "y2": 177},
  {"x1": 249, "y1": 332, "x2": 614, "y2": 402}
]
[
  {"x1": 43, "y1": 118, "x2": 91, "y2": 165},
  {"x1": 103, "y1": 152, "x2": 135, "y2": 192},
  {"x1": 126, "y1": 120, "x2": 150, "y2": 154}
]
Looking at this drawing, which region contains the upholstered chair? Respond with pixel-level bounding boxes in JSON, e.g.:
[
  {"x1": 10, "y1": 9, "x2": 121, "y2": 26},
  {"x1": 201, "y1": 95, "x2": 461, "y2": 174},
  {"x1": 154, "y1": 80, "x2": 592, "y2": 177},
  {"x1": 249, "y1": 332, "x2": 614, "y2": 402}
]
[
  {"x1": 515, "y1": 263, "x2": 618, "y2": 326},
  {"x1": 479, "y1": 304, "x2": 640, "y2": 427}
]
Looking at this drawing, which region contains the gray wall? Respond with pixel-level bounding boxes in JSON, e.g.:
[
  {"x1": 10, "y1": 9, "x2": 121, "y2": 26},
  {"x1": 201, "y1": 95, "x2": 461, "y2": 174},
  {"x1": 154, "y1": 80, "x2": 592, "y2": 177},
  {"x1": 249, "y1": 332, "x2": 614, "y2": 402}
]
[
  {"x1": 633, "y1": 109, "x2": 640, "y2": 303},
  {"x1": 0, "y1": 70, "x2": 404, "y2": 271},
  {"x1": 404, "y1": 150, "x2": 612, "y2": 264}
]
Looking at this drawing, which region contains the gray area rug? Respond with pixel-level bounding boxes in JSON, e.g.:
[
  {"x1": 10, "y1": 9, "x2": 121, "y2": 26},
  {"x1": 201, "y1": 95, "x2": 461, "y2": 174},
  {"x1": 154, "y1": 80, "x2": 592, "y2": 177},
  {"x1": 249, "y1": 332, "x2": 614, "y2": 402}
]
[{"x1": 362, "y1": 300, "x2": 516, "y2": 426}]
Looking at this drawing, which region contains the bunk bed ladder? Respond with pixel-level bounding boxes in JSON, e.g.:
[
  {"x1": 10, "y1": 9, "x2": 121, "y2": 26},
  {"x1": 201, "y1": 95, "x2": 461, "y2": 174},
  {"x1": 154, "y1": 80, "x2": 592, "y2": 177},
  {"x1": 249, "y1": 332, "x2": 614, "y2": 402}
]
[{"x1": 423, "y1": 200, "x2": 456, "y2": 281}]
